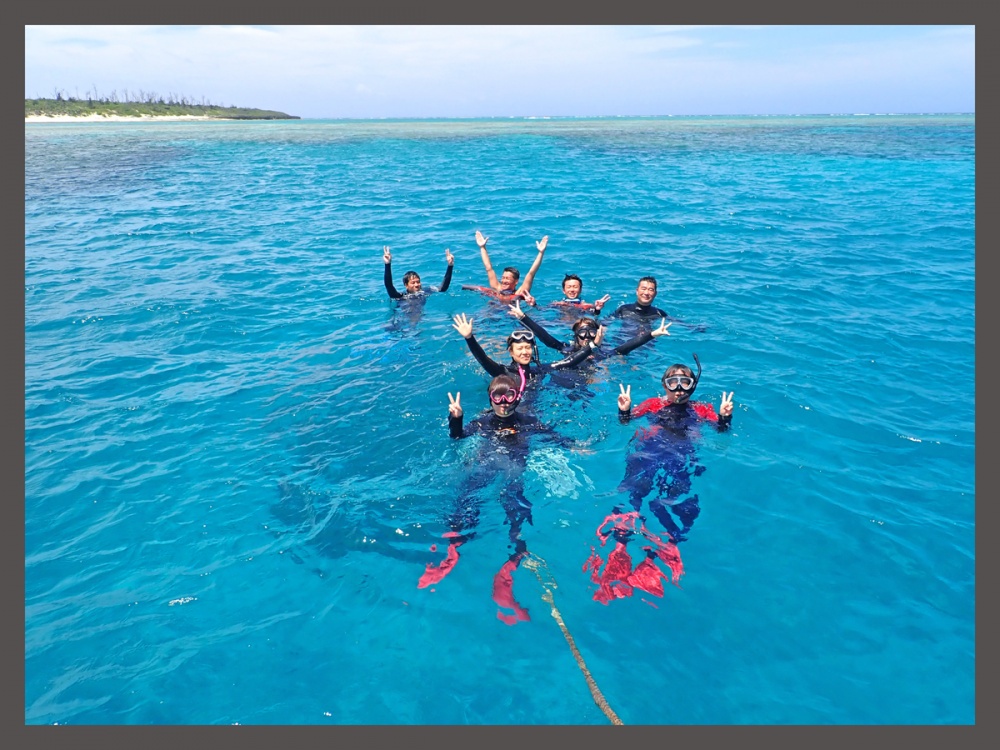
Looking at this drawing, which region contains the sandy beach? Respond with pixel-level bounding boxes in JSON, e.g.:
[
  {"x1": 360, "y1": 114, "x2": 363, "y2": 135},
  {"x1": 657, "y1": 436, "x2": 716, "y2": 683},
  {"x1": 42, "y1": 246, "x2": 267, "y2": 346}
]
[{"x1": 25, "y1": 114, "x2": 223, "y2": 123}]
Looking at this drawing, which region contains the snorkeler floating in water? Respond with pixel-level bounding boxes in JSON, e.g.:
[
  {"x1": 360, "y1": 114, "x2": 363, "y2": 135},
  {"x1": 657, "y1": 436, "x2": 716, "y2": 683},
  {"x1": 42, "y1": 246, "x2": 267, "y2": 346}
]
[
  {"x1": 451, "y1": 312, "x2": 594, "y2": 402},
  {"x1": 382, "y1": 245, "x2": 454, "y2": 299},
  {"x1": 584, "y1": 354, "x2": 734, "y2": 604},
  {"x1": 508, "y1": 299, "x2": 670, "y2": 363},
  {"x1": 461, "y1": 230, "x2": 547, "y2": 306},
  {"x1": 550, "y1": 273, "x2": 611, "y2": 316},
  {"x1": 419, "y1": 374, "x2": 576, "y2": 624},
  {"x1": 602, "y1": 276, "x2": 706, "y2": 333}
]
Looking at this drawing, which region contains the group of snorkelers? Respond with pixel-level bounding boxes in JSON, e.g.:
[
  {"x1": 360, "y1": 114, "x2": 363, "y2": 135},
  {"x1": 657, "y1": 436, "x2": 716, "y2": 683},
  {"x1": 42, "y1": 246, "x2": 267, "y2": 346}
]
[{"x1": 384, "y1": 231, "x2": 736, "y2": 620}]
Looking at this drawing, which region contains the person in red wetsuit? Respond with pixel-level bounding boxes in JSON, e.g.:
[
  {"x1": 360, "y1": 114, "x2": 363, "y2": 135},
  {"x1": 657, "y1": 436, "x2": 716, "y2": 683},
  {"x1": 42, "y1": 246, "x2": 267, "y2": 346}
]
[
  {"x1": 464, "y1": 229, "x2": 547, "y2": 306},
  {"x1": 584, "y1": 354, "x2": 735, "y2": 604},
  {"x1": 419, "y1": 374, "x2": 575, "y2": 625}
]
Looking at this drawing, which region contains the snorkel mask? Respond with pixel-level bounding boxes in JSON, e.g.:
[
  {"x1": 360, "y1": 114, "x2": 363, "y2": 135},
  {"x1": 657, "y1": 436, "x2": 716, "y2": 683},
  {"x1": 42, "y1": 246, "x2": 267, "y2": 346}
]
[
  {"x1": 661, "y1": 353, "x2": 702, "y2": 399},
  {"x1": 488, "y1": 384, "x2": 521, "y2": 417},
  {"x1": 507, "y1": 328, "x2": 540, "y2": 365},
  {"x1": 572, "y1": 318, "x2": 600, "y2": 342}
]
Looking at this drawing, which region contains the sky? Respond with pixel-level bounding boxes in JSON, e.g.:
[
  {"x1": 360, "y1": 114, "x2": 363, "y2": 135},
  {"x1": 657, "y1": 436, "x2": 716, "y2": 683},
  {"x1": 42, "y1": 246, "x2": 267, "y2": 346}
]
[{"x1": 24, "y1": 25, "x2": 975, "y2": 119}]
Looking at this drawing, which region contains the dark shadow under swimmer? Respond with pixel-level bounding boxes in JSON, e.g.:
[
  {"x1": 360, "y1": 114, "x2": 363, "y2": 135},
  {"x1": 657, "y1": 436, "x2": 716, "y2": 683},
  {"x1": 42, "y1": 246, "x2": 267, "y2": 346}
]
[
  {"x1": 451, "y1": 312, "x2": 594, "y2": 406},
  {"x1": 584, "y1": 355, "x2": 735, "y2": 605},
  {"x1": 418, "y1": 374, "x2": 576, "y2": 625}
]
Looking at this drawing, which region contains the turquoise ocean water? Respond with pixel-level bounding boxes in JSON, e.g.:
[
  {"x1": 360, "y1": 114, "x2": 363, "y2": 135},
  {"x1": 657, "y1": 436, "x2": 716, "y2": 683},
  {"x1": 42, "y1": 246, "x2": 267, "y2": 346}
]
[{"x1": 25, "y1": 116, "x2": 975, "y2": 725}]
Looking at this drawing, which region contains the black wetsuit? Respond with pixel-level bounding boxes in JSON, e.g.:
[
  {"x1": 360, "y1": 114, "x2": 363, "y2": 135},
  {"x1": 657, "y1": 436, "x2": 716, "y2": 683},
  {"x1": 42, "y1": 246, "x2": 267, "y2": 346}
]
[
  {"x1": 461, "y1": 333, "x2": 593, "y2": 396},
  {"x1": 518, "y1": 312, "x2": 656, "y2": 362},
  {"x1": 604, "y1": 301, "x2": 706, "y2": 333},
  {"x1": 444, "y1": 408, "x2": 572, "y2": 603},
  {"x1": 512, "y1": 312, "x2": 658, "y2": 402},
  {"x1": 383, "y1": 262, "x2": 453, "y2": 300},
  {"x1": 616, "y1": 396, "x2": 731, "y2": 542}
]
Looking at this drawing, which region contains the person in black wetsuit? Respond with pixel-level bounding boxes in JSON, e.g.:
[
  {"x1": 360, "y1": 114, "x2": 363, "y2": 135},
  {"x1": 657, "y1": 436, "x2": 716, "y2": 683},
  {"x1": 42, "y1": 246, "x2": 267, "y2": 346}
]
[
  {"x1": 584, "y1": 354, "x2": 735, "y2": 604},
  {"x1": 418, "y1": 374, "x2": 574, "y2": 625},
  {"x1": 505, "y1": 301, "x2": 671, "y2": 403},
  {"x1": 508, "y1": 300, "x2": 671, "y2": 361},
  {"x1": 604, "y1": 276, "x2": 705, "y2": 333},
  {"x1": 382, "y1": 245, "x2": 454, "y2": 299},
  {"x1": 451, "y1": 312, "x2": 593, "y2": 401}
]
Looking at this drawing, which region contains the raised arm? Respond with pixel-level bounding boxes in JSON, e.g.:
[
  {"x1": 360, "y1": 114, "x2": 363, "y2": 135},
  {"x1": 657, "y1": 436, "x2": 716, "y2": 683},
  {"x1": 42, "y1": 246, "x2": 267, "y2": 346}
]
[
  {"x1": 383, "y1": 246, "x2": 403, "y2": 299},
  {"x1": 438, "y1": 248, "x2": 455, "y2": 292},
  {"x1": 476, "y1": 231, "x2": 501, "y2": 291},
  {"x1": 507, "y1": 300, "x2": 567, "y2": 351},
  {"x1": 613, "y1": 319, "x2": 671, "y2": 356},
  {"x1": 452, "y1": 313, "x2": 507, "y2": 377},
  {"x1": 516, "y1": 235, "x2": 548, "y2": 296},
  {"x1": 717, "y1": 391, "x2": 734, "y2": 432},
  {"x1": 617, "y1": 383, "x2": 632, "y2": 423},
  {"x1": 447, "y1": 391, "x2": 465, "y2": 438}
]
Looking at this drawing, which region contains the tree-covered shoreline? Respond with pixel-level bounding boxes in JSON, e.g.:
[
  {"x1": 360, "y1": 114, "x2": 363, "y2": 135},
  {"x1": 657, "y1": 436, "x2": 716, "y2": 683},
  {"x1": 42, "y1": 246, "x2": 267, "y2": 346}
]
[{"x1": 26, "y1": 92, "x2": 298, "y2": 120}]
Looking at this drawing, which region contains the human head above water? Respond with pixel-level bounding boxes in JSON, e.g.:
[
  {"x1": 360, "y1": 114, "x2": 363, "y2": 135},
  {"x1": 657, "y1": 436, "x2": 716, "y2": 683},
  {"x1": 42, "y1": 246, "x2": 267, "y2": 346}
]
[
  {"x1": 660, "y1": 353, "x2": 702, "y2": 404},
  {"x1": 571, "y1": 316, "x2": 600, "y2": 343},
  {"x1": 506, "y1": 328, "x2": 537, "y2": 366},
  {"x1": 488, "y1": 373, "x2": 521, "y2": 417},
  {"x1": 499, "y1": 266, "x2": 521, "y2": 291},
  {"x1": 562, "y1": 274, "x2": 583, "y2": 299},
  {"x1": 636, "y1": 276, "x2": 658, "y2": 305},
  {"x1": 402, "y1": 270, "x2": 422, "y2": 293}
]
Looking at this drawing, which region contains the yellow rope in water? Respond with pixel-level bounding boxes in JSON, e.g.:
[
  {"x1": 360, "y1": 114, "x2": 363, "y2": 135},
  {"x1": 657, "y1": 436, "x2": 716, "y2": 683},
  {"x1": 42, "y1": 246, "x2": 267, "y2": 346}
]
[{"x1": 523, "y1": 553, "x2": 624, "y2": 726}]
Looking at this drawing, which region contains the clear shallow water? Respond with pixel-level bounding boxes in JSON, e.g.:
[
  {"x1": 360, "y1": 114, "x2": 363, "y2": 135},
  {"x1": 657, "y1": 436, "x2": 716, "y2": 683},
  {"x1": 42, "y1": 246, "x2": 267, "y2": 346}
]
[{"x1": 25, "y1": 115, "x2": 974, "y2": 725}]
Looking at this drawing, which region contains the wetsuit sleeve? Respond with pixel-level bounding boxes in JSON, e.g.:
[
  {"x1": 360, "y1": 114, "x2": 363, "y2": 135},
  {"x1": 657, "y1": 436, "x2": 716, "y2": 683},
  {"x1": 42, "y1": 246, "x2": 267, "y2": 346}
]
[
  {"x1": 618, "y1": 405, "x2": 632, "y2": 424},
  {"x1": 693, "y1": 402, "x2": 731, "y2": 432},
  {"x1": 449, "y1": 413, "x2": 465, "y2": 438},
  {"x1": 464, "y1": 334, "x2": 507, "y2": 377},
  {"x1": 613, "y1": 329, "x2": 654, "y2": 356},
  {"x1": 658, "y1": 307, "x2": 706, "y2": 332},
  {"x1": 520, "y1": 313, "x2": 568, "y2": 352},
  {"x1": 383, "y1": 263, "x2": 403, "y2": 299},
  {"x1": 545, "y1": 342, "x2": 594, "y2": 371},
  {"x1": 439, "y1": 263, "x2": 453, "y2": 293},
  {"x1": 633, "y1": 398, "x2": 664, "y2": 418}
]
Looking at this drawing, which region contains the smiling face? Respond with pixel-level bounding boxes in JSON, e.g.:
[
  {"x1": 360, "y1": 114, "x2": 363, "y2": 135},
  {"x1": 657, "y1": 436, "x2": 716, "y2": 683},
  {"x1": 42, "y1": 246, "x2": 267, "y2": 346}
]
[
  {"x1": 508, "y1": 341, "x2": 534, "y2": 365},
  {"x1": 404, "y1": 274, "x2": 422, "y2": 293},
  {"x1": 562, "y1": 277, "x2": 582, "y2": 299},
  {"x1": 499, "y1": 270, "x2": 519, "y2": 292},
  {"x1": 636, "y1": 280, "x2": 657, "y2": 306}
]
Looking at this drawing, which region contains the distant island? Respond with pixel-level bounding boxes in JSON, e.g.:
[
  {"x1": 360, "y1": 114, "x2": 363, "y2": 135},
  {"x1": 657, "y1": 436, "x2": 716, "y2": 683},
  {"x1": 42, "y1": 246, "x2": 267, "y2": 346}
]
[{"x1": 26, "y1": 92, "x2": 299, "y2": 121}]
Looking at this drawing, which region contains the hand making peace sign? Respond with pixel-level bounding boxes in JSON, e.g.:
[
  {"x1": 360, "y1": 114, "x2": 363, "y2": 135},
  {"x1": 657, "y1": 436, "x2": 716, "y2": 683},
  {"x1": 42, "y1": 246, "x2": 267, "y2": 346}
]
[
  {"x1": 507, "y1": 299, "x2": 526, "y2": 320},
  {"x1": 617, "y1": 383, "x2": 632, "y2": 411},
  {"x1": 719, "y1": 391, "x2": 735, "y2": 418},
  {"x1": 651, "y1": 319, "x2": 672, "y2": 337},
  {"x1": 447, "y1": 391, "x2": 463, "y2": 418}
]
